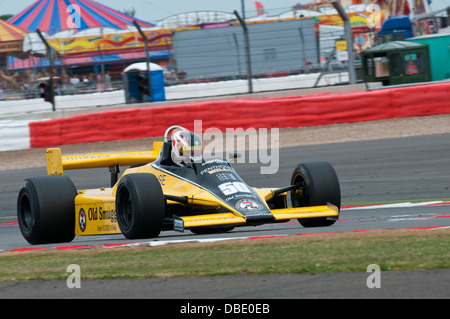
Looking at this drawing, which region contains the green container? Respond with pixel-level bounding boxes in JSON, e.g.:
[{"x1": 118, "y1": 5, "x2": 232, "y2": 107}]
[{"x1": 362, "y1": 41, "x2": 431, "y2": 85}]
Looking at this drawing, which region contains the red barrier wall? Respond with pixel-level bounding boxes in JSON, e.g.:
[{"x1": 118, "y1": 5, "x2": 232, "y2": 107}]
[{"x1": 29, "y1": 82, "x2": 450, "y2": 148}]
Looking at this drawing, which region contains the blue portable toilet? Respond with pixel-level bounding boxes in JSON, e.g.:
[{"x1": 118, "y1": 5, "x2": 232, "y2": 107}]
[
  {"x1": 123, "y1": 62, "x2": 166, "y2": 103},
  {"x1": 378, "y1": 16, "x2": 414, "y2": 42}
]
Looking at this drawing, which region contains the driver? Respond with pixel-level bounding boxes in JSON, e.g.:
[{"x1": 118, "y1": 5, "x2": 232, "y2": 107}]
[{"x1": 171, "y1": 130, "x2": 202, "y2": 164}]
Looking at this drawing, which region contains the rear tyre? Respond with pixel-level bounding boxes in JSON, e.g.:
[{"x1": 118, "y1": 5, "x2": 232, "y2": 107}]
[
  {"x1": 17, "y1": 176, "x2": 77, "y2": 245},
  {"x1": 290, "y1": 161, "x2": 341, "y2": 227},
  {"x1": 116, "y1": 173, "x2": 165, "y2": 239}
]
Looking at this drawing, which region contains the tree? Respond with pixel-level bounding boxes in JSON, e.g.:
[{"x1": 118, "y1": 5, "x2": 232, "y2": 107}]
[
  {"x1": 121, "y1": 7, "x2": 136, "y2": 18},
  {"x1": 0, "y1": 14, "x2": 13, "y2": 21}
]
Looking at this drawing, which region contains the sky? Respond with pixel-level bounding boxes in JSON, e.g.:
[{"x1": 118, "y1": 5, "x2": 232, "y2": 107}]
[{"x1": 0, "y1": 0, "x2": 448, "y2": 24}]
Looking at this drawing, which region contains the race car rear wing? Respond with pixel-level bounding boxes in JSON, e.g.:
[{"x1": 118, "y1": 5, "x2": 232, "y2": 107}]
[{"x1": 46, "y1": 142, "x2": 163, "y2": 177}]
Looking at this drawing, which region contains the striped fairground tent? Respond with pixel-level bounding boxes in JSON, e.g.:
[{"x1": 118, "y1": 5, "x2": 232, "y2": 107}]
[
  {"x1": 8, "y1": 0, "x2": 155, "y2": 35},
  {"x1": 0, "y1": 20, "x2": 26, "y2": 42},
  {"x1": 0, "y1": 20, "x2": 26, "y2": 55}
]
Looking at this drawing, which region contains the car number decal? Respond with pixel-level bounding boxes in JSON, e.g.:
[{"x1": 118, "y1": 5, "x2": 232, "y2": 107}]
[{"x1": 218, "y1": 182, "x2": 251, "y2": 196}]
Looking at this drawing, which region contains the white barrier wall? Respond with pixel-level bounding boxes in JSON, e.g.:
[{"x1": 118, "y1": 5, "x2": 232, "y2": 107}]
[
  {"x1": 0, "y1": 72, "x2": 351, "y2": 151},
  {"x1": 0, "y1": 120, "x2": 31, "y2": 151}
]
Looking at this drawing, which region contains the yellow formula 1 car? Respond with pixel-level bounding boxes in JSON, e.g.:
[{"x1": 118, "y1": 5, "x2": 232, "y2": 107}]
[{"x1": 17, "y1": 126, "x2": 341, "y2": 245}]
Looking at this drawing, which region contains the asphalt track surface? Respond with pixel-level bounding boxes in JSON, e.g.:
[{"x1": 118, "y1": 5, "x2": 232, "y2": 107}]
[{"x1": 1, "y1": 133, "x2": 450, "y2": 299}]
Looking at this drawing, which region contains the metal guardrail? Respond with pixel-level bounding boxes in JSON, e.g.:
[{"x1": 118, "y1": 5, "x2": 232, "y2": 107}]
[{"x1": 0, "y1": 80, "x2": 124, "y2": 101}]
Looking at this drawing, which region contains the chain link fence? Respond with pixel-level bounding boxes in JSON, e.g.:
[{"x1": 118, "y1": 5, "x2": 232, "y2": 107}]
[{"x1": 0, "y1": 17, "x2": 375, "y2": 108}]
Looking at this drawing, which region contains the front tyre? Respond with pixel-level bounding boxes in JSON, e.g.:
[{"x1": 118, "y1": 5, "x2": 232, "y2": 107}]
[
  {"x1": 290, "y1": 161, "x2": 341, "y2": 227},
  {"x1": 116, "y1": 173, "x2": 165, "y2": 239},
  {"x1": 17, "y1": 176, "x2": 77, "y2": 245}
]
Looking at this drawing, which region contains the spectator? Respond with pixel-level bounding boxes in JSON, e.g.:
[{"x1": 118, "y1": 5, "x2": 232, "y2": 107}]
[
  {"x1": 178, "y1": 69, "x2": 187, "y2": 79},
  {"x1": 70, "y1": 77, "x2": 80, "y2": 86},
  {"x1": 304, "y1": 59, "x2": 311, "y2": 73}
]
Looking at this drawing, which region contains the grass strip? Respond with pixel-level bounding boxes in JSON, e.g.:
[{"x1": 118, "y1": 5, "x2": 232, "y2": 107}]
[{"x1": 0, "y1": 228, "x2": 449, "y2": 281}]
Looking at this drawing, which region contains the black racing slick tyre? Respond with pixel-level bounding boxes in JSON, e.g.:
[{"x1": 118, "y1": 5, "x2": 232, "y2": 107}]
[
  {"x1": 290, "y1": 161, "x2": 341, "y2": 227},
  {"x1": 116, "y1": 173, "x2": 165, "y2": 239},
  {"x1": 17, "y1": 176, "x2": 77, "y2": 245}
]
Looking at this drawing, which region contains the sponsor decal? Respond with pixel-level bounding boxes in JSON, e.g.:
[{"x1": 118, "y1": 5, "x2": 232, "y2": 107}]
[
  {"x1": 225, "y1": 193, "x2": 257, "y2": 202},
  {"x1": 200, "y1": 165, "x2": 233, "y2": 175},
  {"x1": 158, "y1": 174, "x2": 166, "y2": 185},
  {"x1": 202, "y1": 159, "x2": 228, "y2": 166},
  {"x1": 236, "y1": 199, "x2": 263, "y2": 212},
  {"x1": 79, "y1": 208, "x2": 86, "y2": 232},
  {"x1": 86, "y1": 207, "x2": 117, "y2": 222},
  {"x1": 173, "y1": 216, "x2": 185, "y2": 232},
  {"x1": 65, "y1": 154, "x2": 112, "y2": 161},
  {"x1": 216, "y1": 173, "x2": 236, "y2": 181},
  {"x1": 77, "y1": 206, "x2": 118, "y2": 233}
]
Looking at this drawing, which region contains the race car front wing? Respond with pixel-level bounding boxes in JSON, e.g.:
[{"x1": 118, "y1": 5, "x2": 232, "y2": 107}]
[{"x1": 173, "y1": 203, "x2": 339, "y2": 232}]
